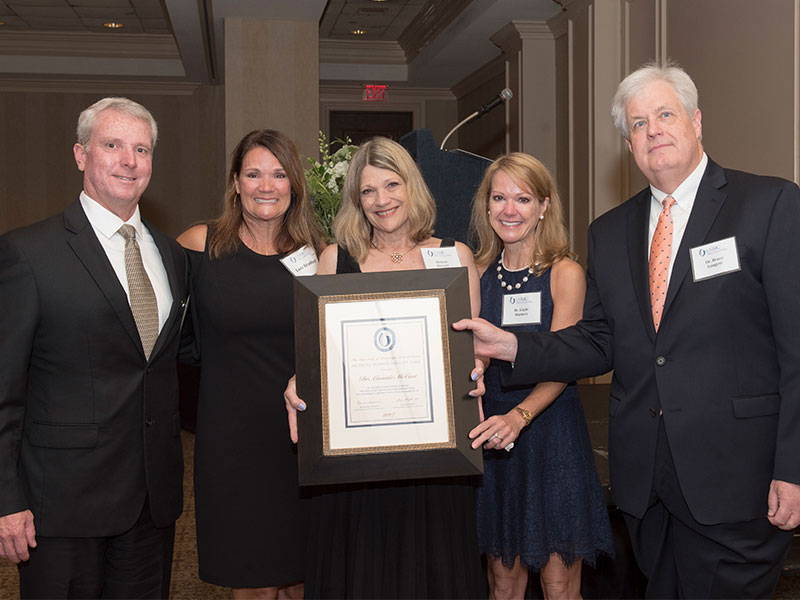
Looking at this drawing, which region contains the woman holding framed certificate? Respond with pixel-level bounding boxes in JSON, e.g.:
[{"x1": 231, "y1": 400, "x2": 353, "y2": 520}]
[
  {"x1": 466, "y1": 153, "x2": 613, "y2": 599},
  {"x1": 286, "y1": 137, "x2": 486, "y2": 598},
  {"x1": 178, "y1": 130, "x2": 323, "y2": 598}
]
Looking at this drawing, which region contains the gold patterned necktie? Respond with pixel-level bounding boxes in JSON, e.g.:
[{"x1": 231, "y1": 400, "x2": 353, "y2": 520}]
[
  {"x1": 118, "y1": 224, "x2": 159, "y2": 359},
  {"x1": 648, "y1": 196, "x2": 676, "y2": 332}
]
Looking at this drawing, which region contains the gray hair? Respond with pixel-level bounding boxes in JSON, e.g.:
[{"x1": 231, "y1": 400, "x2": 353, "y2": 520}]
[
  {"x1": 611, "y1": 60, "x2": 699, "y2": 139},
  {"x1": 76, "y1": 97, "x2": 158, "y2": 150}
]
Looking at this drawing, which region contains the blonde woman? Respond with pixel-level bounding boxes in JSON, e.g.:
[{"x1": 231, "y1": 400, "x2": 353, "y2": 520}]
[
  {"x1": 468, "y1": 153, "x2": 613, "y2": 599},
  {"x1": 286, "y1": 137, "x2": 485, "y2": 598}
]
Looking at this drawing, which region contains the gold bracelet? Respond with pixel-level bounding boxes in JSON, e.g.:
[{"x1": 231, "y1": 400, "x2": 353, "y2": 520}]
[{"x1": 514, "y1": 406, "x2": 533, "y2": 426}]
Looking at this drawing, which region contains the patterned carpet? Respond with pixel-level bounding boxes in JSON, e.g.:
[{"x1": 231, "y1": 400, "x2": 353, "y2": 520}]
[{"x1": 1, "y1": 431, "x2": 798, "y2": 598}]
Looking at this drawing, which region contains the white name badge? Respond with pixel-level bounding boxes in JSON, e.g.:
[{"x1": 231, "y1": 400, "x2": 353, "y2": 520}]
[
  {"x1": 501, "y1": 292, "x2": 541, "y2": 326},
  {"x1": 280, "y1": 245, "x2": 318, "y2": 277},
  {"x1": 689, "y1": 236, "x2": 741, "y2": 282},
  {"x1": 421, "y1": 246, "x2": 461, "y2": 269}
]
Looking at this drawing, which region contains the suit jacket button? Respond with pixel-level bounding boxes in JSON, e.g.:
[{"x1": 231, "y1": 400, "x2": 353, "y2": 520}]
[
  {"x1": 656, "y1": 356, "x2": 666, "y2": 366},
  {"x1": 145, "y1": 418, "x2": 153, "y2": 427}
]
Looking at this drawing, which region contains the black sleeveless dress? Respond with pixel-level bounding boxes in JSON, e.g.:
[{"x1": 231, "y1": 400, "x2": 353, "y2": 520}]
[
  {"x1": 303, "y1": 241, "x2": 485, "y2": 599},
  {"x1": 188, "y1": 238, "x2": 307, "y2": 587}
]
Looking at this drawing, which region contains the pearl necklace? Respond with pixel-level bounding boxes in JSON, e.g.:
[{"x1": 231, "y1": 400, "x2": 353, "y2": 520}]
[{"x1": 496, "y1": 250, "x2": 534, "y2": 291}]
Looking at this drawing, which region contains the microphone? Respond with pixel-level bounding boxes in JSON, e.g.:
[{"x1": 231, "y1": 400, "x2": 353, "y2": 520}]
[
  {"x1": 475, "y1": 88, "x2": 513, "y2": 119},
  {"x1": 439, "y1": 88, "x2": 513, "y2": 150}
]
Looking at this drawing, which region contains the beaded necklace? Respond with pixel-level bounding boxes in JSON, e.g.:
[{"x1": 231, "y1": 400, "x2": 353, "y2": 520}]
[{"x1": 496, "y1": 249, "x2": 536, "y2": 291}]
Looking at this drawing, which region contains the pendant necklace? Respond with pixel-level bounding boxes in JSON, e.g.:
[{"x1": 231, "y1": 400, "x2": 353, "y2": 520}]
[{"x1": 372, "y1": 241, "x2": 417, "y2": 263}]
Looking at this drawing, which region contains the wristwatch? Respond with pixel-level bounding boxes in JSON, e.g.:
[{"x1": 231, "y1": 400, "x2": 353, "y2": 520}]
[{"x1": 514, "y1": 406, "x2": 533, "y2": 426}]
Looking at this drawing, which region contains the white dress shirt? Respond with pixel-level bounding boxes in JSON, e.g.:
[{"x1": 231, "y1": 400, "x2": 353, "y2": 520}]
[
  {"x1": 80, "y1": 192, "x2": 173, "y2": 333},
  {"x1": 647, "y1": 152, "x2": 708, "y2": 284}
]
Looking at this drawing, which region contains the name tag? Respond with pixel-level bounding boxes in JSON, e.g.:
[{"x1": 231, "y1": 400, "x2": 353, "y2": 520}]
[
  {"x1": 280, "y1": 245, "x2": 318, "y2": 276},
  {"x1": 501, "y1": 292, "x2": 541, "y2": 326},
  {"x1": 421, "y1": 246, "x2": 461, "y2": 269},
  {"x1": 689, "y1": 236, "x2": 741, "y2": 282}
]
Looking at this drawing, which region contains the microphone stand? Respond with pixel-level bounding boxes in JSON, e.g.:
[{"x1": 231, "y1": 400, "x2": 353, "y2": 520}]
[{"x1": 439, "y1": 111, "x2": 479, "y2": 150}]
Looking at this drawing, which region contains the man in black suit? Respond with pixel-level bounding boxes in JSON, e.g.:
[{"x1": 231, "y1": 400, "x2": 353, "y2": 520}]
[
  {"x1": 455, "y1": 62, "x2": 800, "y2": 597},
  {"x1": 0, "y1": 97, "x2": 187, "y2": 598}
]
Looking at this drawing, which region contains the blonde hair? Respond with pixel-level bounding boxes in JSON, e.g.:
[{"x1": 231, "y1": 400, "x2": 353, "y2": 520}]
[
  {"x1": 208, "y1": 129, "x2": 323, "y2": 259},
  {"x1": 470, "y1": 152, "x2": 574, "y2": 275},
  {"x1": 333, "y1": 137, "x2": 435, "y2": 262}
]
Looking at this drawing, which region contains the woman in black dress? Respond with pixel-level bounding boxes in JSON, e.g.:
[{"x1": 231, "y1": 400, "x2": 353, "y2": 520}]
[
  {"x1": 178, "y1": 130, "x2": 323, "y2": 598},
  {"x1": 467, "y1": 153, "x2": 613, "y2": 598},
  {"x1": 285, "y1": 137, "x2": 486, "y2": 598}
]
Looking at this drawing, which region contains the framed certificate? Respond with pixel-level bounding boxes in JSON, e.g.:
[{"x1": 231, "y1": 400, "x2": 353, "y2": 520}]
[{"x1": 293, "y1": 267, "x2": 483, "y2": 485}]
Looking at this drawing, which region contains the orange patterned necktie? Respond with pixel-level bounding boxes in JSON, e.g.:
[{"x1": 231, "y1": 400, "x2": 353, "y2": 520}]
[
  {"x1": 648, "y1": 196, "x2": 676, "y2": 331},
  {"x1": 119, "y1": 224, "x2": 159, "y2": 358}
]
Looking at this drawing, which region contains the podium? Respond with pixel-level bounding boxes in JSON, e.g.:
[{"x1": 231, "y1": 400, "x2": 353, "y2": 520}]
[{"x1": 400, "y1": 129, "x2": 491, "y2": 246}]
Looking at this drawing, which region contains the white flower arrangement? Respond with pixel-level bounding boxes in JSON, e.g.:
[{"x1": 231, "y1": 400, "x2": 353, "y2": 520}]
[{"x1": 305, "y1": 132, "x2": 358, "y2": 241}]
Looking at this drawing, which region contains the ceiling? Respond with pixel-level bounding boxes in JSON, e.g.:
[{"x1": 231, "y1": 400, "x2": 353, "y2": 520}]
[{"x1": 0, "y1": 0, "x2": 563, "y2": 88}]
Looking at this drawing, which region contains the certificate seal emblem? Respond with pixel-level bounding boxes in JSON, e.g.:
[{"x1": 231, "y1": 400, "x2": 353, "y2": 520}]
[{"x1": 373, "y1": 326, "x2": 396, "y2": 352}]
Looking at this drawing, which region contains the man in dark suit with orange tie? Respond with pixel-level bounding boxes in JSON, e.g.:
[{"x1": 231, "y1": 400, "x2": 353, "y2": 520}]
[
  {"x1": 455, "y1": 61, "x2": 800, "y2": 597},
  {"x1": 0, "y1": 97, "x2": 188, "y2": 598}
]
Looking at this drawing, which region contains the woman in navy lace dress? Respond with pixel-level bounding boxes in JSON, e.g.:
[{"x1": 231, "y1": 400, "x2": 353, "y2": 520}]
[{"x1": 468, "y1": 153, "x2": 613, "y2": 599}]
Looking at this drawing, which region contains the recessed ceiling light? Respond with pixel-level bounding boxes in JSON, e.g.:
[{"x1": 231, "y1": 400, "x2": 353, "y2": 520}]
[
  {"x1": 103, "y1": 21, "x2": 124, "y2": 29},
  {"x1": 371, "y1": 0, "x2": 389, "y2": 2},
  {"x1": 350, "y1": 29, "x2": 367, "y2": 35}
]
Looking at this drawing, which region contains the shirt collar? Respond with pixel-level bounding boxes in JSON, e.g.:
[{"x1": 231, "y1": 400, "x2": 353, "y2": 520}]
[
  {"x1": 80, "y1": 191, "x2": 143, "y2": 240},
  {"x1": 649, "y1": 152, "x2": 708, "y2": 210}
]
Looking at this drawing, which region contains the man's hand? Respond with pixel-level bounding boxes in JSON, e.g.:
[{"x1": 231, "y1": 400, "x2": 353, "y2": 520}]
[
  {"x1": 452, "y1": 317, "x2": 518, "y2": 363},
  {"x1": 767, "y1": 479, "x2": 800, "y2": 530},
  {"x1": 0, "y1": 510, "x2": 36, "y2": 563}
]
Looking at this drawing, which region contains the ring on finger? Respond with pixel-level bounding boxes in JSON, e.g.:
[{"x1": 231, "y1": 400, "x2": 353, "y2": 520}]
[{"x1": 490, "y1": 433, "x2": 499, "y2": 440}]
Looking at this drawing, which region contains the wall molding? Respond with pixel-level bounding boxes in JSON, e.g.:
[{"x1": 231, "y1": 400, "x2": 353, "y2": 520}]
[
  {"x1": 319, "y1": 39, "x2": 406, "y2": 65},
  {"x1": 0, "y1": 30, "x2": 179, "y2": 58},
  {"x1": 0, "y1": 76, "x2": 199, "y2": 95}
]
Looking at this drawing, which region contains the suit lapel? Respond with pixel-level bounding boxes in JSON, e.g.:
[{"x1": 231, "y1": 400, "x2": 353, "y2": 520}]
[
  {"x1": 662, "y1": 160, "x2": 727, "y2": 319},
  {"x1": 146, "y1": 220, "x2": 182, "y2": 359},
  {"x1": 626, "y1": 188, "x2": 656, "y2": 341},
  {"x1": 63, "y1": 199, "x2": 143, "y2": 353}
]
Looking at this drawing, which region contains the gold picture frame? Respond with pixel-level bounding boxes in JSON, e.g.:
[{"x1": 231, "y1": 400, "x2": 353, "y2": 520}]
[{"x1": 293, "y1": 268, "x2": 483, "y2": 485}]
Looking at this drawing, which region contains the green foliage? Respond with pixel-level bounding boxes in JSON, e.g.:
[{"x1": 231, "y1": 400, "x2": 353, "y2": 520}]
[{"x1": 305, "y1": 132, "x2": 358, "y2": 242}]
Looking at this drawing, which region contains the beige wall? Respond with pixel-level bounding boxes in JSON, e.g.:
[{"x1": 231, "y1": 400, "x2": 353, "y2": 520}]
[
  {"x1": 453, "y1": 59, "x2": 508, "y2": 161},
  {"x1": 225, "y1": 18, "x2": 320, "y2": 162},
  {"x1": 0, "y1": 84, "x2": 226, "y2": 238},
  {"x1": 556, "y1": 0, "x2": 799, "y2": 244},
  {"x1": 424, "y1": 98, "x2": 460, "y2": 148},
  {"x1": 667, "y1": 0, "x2": 796, "y2": 180}
]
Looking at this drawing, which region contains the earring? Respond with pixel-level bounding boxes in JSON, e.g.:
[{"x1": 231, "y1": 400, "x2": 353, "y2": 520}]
[
  {"x1": 487, "y1": 210, "x2": 491, "y2": 215},
  {"x1": 539, "y1": 215, "x2": 544, "y2": 220}
]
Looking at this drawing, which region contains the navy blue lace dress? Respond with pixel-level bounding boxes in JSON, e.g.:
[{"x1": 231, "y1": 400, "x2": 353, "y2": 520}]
[{"x1": 476, "y1": 256, "x2": 613, "y2": 570}]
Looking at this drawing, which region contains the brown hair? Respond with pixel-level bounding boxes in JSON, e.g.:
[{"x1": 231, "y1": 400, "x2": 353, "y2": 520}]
[
  {"x1": 333, "y1": 137, "x2": 435, "y2": 262},
  {"x1": 208, "y1": 129, "x2": 323, "y2": 259},
  {"x1": 470, "y1": 152, "x2": 575, "y2": 275}
]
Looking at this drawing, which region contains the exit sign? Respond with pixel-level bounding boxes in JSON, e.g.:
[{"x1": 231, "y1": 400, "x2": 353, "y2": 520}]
[{"x1": 363, "y1": 84, "x2": 388, "y2": 101}]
